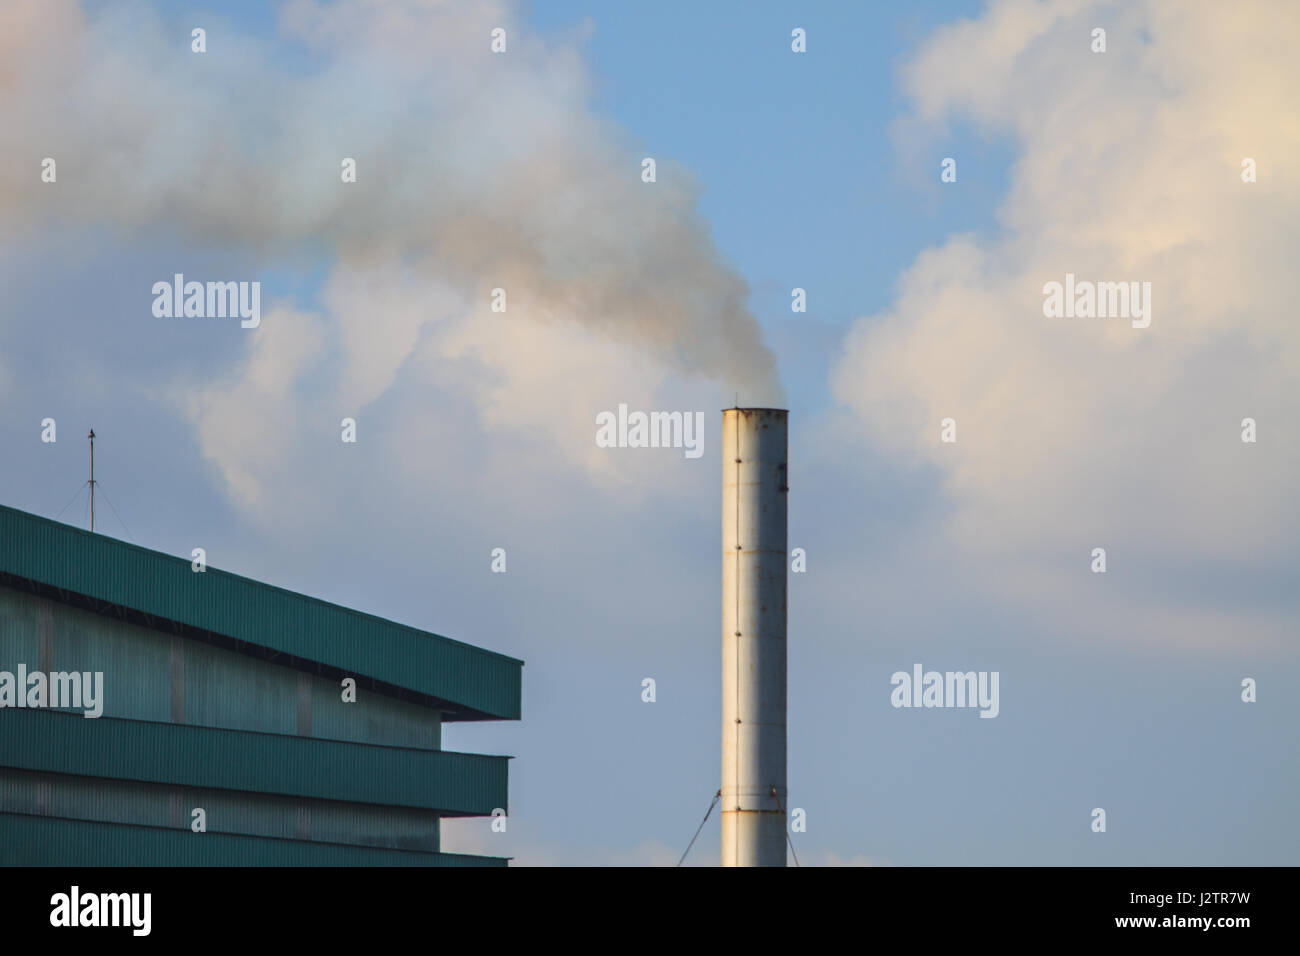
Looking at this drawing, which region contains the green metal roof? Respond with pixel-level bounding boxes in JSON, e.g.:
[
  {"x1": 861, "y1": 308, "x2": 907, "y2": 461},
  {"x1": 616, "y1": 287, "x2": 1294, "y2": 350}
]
[
  {"x1": 1, "y1": 710, "x2": 508, "y2": 815},
  {"x1": 1, "y1": 814, "x2": 508, "y2": 866},
  {"x1": 0, "y1": 504, "x2": 521, "y2": 720}
]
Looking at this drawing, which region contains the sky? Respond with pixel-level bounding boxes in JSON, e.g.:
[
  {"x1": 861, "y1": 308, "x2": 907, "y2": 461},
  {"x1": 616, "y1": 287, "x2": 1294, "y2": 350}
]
[{"x1": 1, "y1": 0, "x2": 1297, "y2": 865}]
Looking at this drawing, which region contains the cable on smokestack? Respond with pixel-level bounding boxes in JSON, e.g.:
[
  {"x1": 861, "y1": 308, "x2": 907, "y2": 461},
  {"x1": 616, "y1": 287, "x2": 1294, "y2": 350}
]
[
  {"x1": 675, "y1": 789, "x2": 721, "y2": 867},
  {"x1": 770, "y1": 787, "x2": 801, "y2": 867}
]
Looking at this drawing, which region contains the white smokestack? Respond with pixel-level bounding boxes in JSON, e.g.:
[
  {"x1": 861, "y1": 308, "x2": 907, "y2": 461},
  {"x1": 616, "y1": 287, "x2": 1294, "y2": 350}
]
[{"x1": 721, "y1": 407, "x2": 788, "y2": 867}]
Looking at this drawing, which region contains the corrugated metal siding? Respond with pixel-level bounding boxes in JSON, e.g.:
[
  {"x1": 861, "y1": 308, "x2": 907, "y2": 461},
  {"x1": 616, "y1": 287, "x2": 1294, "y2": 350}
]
[
  {"x1": 181, "y1": 633, "x2": 299, "y2": 735},
  {"x1": 48, "y1": 594, "x2": 174, "y2": 723},
  {"x1": 3, "y1": 588, "x2": 443, "y2": 747},
  {"x1": 0, "y1": 505, "x2": 521, "y2": 720},
  {"x1": 311, "y1": 679, "x2": 441, "y2": 750},
  {"x1": 0, "y1": 710, "x2": 508, "y2": 815},
  {"x1": 0, "y1": 588, "x2": 42, "y2": 670},
  {"x1": 47, "y1": 774, "x2": 173, "y2": 828},
  {"x1": 310, "y1": 802, "x2": 440, "y2": 853},
  {"x1": 0, "y1": 813, "x2": 505, "y2": 866},
  {"x1": 0, "y1": 769, "x2": 45, "y2": 815},
  {"x1": 0, "y1": 768, "x2": 441, "y2": 852}
]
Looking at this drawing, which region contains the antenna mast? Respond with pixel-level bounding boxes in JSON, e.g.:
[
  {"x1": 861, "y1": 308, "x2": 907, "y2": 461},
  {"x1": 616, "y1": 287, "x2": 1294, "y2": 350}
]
[{"x1": 88, "y1": 429, "x2": 96, "y2": 532}]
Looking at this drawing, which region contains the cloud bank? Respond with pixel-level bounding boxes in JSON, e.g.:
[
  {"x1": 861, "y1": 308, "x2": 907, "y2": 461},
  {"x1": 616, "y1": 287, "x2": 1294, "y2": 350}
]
[{"x1": 832, "y1": 0, "x2": 1300, "y2": 645}]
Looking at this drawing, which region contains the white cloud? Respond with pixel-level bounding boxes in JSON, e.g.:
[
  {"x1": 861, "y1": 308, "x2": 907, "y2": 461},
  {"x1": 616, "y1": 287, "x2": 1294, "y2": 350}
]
[
  {"x1": 832, "y1": 0, "x2": 1300, "y2": 645},
  {"x1": 183, "y1": 305, "x2": 326, "y2": 518}
]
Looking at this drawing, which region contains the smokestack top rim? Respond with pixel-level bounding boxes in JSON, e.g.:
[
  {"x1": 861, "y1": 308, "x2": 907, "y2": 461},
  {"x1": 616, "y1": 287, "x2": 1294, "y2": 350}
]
[{"x1": 721, "y1": 407, "x2": 789, "y2": 414}]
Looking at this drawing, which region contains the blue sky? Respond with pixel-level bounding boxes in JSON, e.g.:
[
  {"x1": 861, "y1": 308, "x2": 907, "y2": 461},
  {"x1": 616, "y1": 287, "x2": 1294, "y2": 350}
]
[{"x1": 1, "y1": 0, "x2": 1296, "y2": 865}]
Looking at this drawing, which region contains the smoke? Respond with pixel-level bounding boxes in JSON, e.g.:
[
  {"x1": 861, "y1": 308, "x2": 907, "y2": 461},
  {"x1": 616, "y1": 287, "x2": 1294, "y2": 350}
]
[{"x1": 0, "y1": 0, "x2": 782, "y2": 404}]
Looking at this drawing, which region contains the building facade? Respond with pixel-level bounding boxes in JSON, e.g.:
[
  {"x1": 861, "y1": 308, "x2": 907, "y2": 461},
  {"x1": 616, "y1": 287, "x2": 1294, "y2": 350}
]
[{"x1": 0, "y1": 504, "x2": 521, "y2": 865}]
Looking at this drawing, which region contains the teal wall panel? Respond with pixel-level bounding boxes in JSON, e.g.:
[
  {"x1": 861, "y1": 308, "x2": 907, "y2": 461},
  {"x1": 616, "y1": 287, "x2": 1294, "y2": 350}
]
[
  {"x1": 0, "y1": 505, "x2": 522, "y2": 720},
  {"x1": 310, "y1": 675, "x2": 441, "y2": 750},
  {"x1": 1, "y1": 587, "x2": 441, "y2": 748},
  {"x1": 0, "y1": 710, "x2": 508, "y2": 815},
  {"x1": 0, "y1": 768, "x2": 440, "y2": 852},
  {"x1": 0, "y1": 590, "x2": 40, "y2": 670},
  {"x1": 0, "y1": 813, "x2": 504, "y2": 866},
  {"x1": 182, "y1": 635, "x2": 298, "y2": 736},
  {"x1": 49, "y1": 595, "x2": 172, "y2": 723}
]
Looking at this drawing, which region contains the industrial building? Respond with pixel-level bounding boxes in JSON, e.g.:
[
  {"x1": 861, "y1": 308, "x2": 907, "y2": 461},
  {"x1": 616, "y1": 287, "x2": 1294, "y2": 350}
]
[{"x1": 0, "y1": 504, "x2": 521, "y2": 866}]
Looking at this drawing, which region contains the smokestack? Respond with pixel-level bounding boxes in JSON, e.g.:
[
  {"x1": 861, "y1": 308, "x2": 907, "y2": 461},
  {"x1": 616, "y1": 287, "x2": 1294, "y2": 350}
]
[{"x1": 721, "y1": 407, "x2": 788, "y2": 867}]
